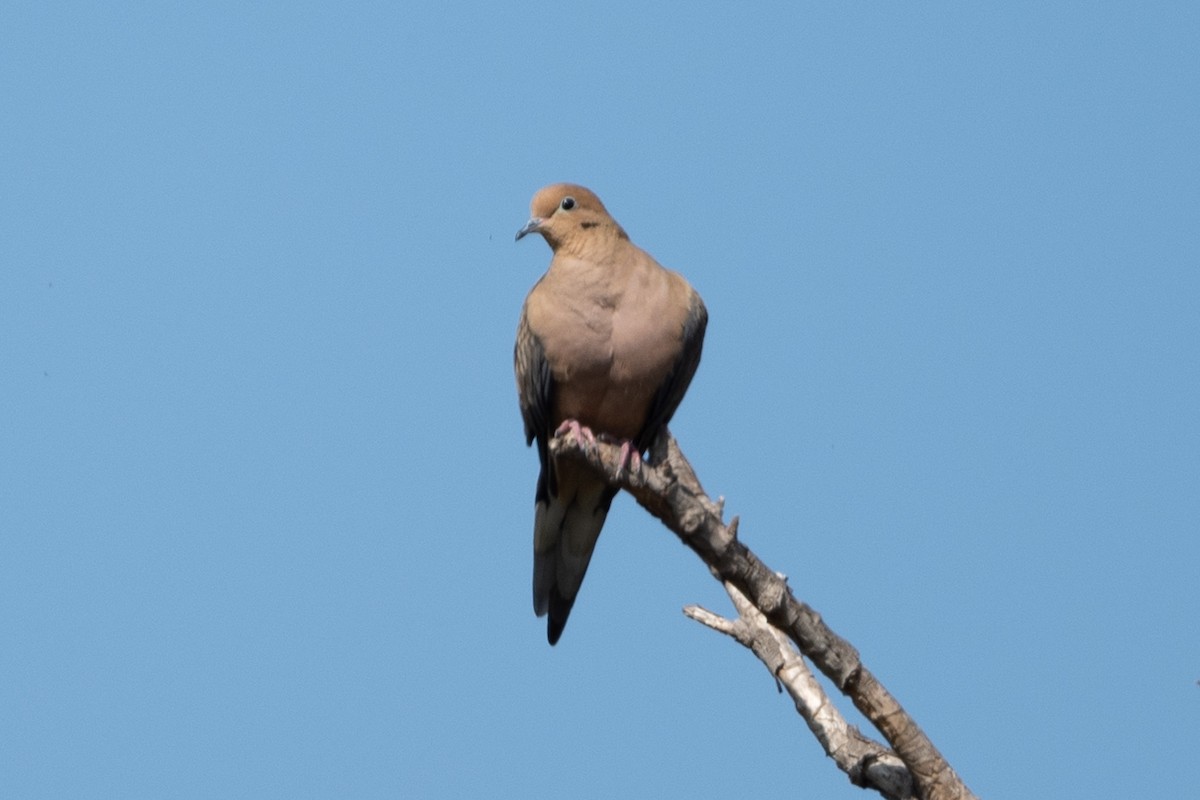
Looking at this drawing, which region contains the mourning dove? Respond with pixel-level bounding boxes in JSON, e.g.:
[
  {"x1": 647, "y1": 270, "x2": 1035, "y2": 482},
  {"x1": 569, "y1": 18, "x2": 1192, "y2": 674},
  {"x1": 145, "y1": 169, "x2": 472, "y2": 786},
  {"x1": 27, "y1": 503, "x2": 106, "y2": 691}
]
[{"x1": 514, "y1": 183, "x2": 707, "y2": 645}]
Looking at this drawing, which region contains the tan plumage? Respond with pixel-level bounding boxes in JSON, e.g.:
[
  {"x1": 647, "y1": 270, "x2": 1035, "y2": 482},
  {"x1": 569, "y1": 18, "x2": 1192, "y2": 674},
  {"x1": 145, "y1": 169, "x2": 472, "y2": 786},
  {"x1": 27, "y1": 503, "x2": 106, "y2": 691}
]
[{"x1": 514, "y1": 184, "x2": 707, "y2": 644}]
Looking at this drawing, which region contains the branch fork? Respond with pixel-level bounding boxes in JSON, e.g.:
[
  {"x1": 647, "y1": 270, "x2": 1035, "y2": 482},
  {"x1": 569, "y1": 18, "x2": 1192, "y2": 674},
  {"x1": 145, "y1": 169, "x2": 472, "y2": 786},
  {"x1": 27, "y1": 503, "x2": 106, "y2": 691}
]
[{"x1": 547, "y1": 427, "x2": 976, "y2": 800}]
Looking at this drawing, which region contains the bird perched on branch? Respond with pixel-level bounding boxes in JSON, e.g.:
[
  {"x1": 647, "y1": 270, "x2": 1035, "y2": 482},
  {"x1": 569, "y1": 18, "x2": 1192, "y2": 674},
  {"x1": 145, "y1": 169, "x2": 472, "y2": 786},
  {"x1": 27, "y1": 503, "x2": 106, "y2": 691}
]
[{"x1": 514, "y1": 183, "x2": 707, "y2": 644}]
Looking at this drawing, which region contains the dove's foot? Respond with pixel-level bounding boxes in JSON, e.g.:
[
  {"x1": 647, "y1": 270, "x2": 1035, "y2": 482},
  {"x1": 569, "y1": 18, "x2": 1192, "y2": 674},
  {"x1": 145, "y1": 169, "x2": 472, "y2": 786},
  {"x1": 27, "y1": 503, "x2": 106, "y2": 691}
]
[{"x1": 555, "y1": 419, "x2": 597, "y2": 446}]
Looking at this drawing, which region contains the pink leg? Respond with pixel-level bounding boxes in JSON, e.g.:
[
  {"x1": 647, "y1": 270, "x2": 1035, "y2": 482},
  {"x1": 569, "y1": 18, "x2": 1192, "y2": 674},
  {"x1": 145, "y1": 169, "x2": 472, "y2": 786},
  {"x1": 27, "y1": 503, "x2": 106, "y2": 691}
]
[
  {"x1": 616, "y1": 440, "x2": 643, "y2": 474},
  {"x1": 594, "y1": 432, "x2": 642, "y2": 475},
  {"x1": 555, "y1": 418, "x2": 597, "y2": 445}
]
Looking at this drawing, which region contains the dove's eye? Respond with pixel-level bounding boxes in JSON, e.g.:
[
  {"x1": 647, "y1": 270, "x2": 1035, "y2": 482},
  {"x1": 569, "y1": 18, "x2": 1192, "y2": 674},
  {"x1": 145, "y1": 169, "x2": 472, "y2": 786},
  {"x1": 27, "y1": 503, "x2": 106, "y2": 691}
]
[{"x1": 560, "y1": 197, "x2": 576, "y2": 211}]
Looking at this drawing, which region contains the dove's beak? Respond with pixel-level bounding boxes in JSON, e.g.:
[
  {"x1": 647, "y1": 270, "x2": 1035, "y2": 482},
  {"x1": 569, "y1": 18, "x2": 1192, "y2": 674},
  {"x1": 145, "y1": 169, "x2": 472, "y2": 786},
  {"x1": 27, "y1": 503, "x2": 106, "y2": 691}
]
[{"x1": 515, "y1": 217, "x2": 543, "y2": 241}]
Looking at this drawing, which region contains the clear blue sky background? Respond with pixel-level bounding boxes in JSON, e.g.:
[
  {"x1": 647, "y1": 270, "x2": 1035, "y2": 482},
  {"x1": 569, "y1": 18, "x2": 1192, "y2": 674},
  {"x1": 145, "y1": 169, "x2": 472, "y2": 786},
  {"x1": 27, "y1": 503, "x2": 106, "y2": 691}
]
[{"x1": 2, "y1": 3, "x2": 1197, "y2": 797}]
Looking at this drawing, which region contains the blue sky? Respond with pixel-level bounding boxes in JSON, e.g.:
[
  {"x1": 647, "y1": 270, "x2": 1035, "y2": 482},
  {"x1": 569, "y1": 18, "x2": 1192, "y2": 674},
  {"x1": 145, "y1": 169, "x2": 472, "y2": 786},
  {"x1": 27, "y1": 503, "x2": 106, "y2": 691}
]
[{"x1": 2, "y1": 2, "x2": 1197, "y2": 797}]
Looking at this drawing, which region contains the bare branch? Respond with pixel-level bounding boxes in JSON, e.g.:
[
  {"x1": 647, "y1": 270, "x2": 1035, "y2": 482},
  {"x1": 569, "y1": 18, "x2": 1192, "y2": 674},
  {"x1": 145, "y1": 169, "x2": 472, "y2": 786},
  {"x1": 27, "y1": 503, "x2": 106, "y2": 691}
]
[
  {"x1": 548, "y1": 428, "x2": 977, "y2": 800},
  {"x1": 687, "y1": 584, "x2": 916, "y2": 800},
  {"x1": 681, "y1": 603, "x2": 740, "y2": 637}
]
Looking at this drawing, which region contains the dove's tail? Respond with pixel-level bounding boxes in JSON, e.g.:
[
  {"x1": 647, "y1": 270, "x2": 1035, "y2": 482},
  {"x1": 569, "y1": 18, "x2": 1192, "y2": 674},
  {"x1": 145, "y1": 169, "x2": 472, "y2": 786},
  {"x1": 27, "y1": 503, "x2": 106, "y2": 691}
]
[{"x1": 532, "y1": 460, "x2": 617, "y2": 645}]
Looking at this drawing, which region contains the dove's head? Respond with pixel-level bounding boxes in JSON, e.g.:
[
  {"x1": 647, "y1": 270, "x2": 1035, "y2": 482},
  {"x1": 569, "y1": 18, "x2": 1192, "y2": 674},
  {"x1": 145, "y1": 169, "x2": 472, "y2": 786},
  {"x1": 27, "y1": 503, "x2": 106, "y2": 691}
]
[{"x1": 516, "y1": 183, "x2": 628, "y2": 251}]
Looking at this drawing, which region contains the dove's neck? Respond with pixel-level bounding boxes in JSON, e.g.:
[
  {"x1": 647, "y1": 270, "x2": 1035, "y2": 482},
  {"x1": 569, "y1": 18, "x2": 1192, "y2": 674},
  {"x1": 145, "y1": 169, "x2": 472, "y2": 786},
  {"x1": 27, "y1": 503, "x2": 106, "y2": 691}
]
[
  {"x1": 550, "y1": 221, "x2": 628, "y2": 259},
  {"x1": 548, "y1": 243, "x2": 659, "y2": 320}
]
